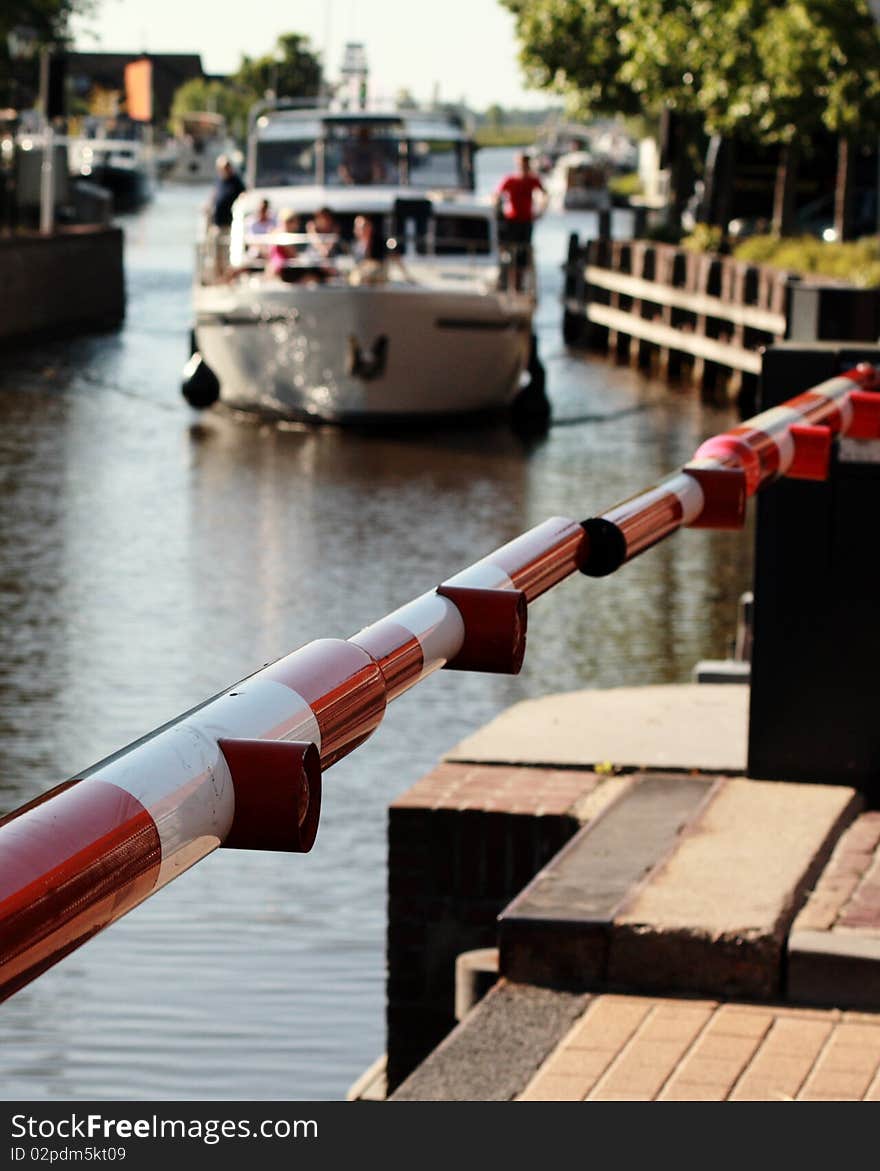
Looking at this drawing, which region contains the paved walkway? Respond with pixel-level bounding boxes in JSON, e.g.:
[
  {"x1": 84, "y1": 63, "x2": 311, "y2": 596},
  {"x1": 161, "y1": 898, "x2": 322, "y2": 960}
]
[
  {"x1": 378, "y1": 683, "x2": 880, "y2": 1102},
  {"x1": 519, "y1": 993, "x2": 880, "y2": 1102}
]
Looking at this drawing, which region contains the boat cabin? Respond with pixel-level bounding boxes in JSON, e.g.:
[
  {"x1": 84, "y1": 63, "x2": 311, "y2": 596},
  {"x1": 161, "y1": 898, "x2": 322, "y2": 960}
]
[{"x1": 247, "y1": 105, "x2": 476, "y2": 192}]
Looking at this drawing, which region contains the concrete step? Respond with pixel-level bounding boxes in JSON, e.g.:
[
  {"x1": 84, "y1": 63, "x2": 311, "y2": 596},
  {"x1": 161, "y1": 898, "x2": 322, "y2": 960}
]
[
  {"x1": 447, "y1": 683, "x2": 748, "y2": 773},
  {"x1": 499, "y1": 773, "x2": 714, "y2": 988},
  {"x1": 499, "y1": 776, "x2": 861, "y2": 1000}
]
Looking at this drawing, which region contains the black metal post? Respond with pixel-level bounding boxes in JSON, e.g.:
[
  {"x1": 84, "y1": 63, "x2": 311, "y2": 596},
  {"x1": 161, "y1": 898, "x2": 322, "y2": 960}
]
[{"x1": 748, "y1": 342, "x2": 880, "y2": 802}]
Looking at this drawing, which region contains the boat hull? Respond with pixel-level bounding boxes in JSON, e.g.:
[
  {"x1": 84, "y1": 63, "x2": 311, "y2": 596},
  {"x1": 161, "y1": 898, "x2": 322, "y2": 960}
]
[
  {"x1": 193, "y1": 283, "x2": 533, "y2": 423},
  {"x1": 89, "y1": 164, "x2": 152, "y2": 213}
]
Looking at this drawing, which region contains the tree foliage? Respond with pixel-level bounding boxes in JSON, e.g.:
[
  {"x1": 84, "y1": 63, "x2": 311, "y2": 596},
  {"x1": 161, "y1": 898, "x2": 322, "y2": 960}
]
[
  {"x1": 501, "y1": 0, "x2": 641, "y2": 118},
  {"x1": 234, "y1": 33, "x2": 322, "y2": 104},
  {"x1": 754, "y1": 0, "x2": 880, "y2": 143},
  {"x1": 1, "y1": 0, "x2": 95, "y2": 99},
  {"x1": 504, "y1": 0, "x2": 880, "y2": 236},
  {"x1": 1, "y1": 0, "x2": 90, "y2": 49},
  {"x1": 169, "y1": 32, "x2": 322, "y2": 137},
  {"x1": 504, "y1": 0, "x2": 880, "y2": 144},
  {"x1": 169, "y1": 78, "x2": 251, "y2": 137}
]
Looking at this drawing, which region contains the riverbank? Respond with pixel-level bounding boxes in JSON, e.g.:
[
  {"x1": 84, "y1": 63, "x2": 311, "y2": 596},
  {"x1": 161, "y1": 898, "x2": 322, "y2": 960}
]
[
  {"x1": 0, "y1": 225, "x2": 124, "y2": 347},
  {"x1": 354, "y1": 680, "x2": 880, "y2": 1102}
]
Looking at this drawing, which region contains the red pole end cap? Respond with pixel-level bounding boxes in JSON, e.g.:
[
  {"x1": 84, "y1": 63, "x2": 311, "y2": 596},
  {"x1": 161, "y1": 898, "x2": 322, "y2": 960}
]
[
  {"x1": 846, "y1": 390, "x2": 880, "y2": 440},
  {"x1": 787, "y1": 424, "x2": 832, "y2": 481},
  {"x1": 219, "y1": 738, "x2": 321, "y2": 853},
  {"x1": 682, "y1": 464, "x2": 747, "y2": 529},
  {"x1": 436, "y1": 585, "x2": 528, "y2": 674}
]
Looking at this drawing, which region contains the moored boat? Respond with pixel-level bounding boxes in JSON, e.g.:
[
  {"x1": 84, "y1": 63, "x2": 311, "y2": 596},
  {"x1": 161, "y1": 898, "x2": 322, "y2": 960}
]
[
  {"x1": 68, "y1": 120, "x2": 154, "y2": 213},
  {"x1": 546, "y1": 150, "x2": 611, "y2": 212}
]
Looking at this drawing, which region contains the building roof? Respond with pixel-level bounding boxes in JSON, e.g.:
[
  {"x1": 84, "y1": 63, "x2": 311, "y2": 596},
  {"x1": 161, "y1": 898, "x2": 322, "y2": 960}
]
[{"x1": 66, "y1": 52, "x2": 207, "y2": 123}]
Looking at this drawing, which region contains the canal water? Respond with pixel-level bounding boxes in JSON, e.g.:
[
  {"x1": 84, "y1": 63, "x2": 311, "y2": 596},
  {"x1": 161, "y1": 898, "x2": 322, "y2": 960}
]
[{"x1": 0, "y1": 148, "x2": 752, "y2": 1100}]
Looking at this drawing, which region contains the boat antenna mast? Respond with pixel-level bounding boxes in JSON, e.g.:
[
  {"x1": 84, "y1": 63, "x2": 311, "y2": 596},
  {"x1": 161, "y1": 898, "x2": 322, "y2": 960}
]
[{"x1": 339, "y1": 41, "x2": 369, "y2": 110}]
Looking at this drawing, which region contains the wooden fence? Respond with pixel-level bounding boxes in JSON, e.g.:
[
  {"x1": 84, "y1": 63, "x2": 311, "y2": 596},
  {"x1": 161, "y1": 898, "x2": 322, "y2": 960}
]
[{"x1": 562, "y1": 235, "x2": 880, "y2": 404}]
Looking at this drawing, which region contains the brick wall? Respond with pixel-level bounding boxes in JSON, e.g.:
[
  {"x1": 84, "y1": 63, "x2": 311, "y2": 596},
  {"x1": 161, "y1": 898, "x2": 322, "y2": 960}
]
[{"x1": 385, "y1": 762, "x2": 601, "y2": 1091}]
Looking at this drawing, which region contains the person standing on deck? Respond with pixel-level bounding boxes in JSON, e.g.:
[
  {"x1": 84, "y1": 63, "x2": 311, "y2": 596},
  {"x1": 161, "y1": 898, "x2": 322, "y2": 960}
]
[
  {"x1": 495, "y1": 153, "x2": 547, "y2": 244},
  {"x1": 494, "y1": 151, "x2": 547, "y2": 287},
  {"x1": 210, "y1": 155, "x2": 246, "y2": 229}
]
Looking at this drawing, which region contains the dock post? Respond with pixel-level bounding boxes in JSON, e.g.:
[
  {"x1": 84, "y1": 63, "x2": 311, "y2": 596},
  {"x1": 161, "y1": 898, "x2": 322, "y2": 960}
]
[
  {"x1": 748, "y1": 342, "x2": 880, "y2": 799},
  {"x1": 562, "y1": 232, "x2": 583, "y2": 345}
]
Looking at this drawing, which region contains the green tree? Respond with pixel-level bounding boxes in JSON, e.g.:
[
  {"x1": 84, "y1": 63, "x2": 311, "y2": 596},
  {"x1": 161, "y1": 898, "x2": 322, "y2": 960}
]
[
  {"x1": 170, "y1": 77, "x2": 251, "y2": 139},
  {"x1": 235, "y1": 33, "x2": 322, "y2": 104},
  {"x1": 619, "y1": 0, "x2": 771, "y2": 230},
  {"x1": 501, "y1": 0, "x2": 642, "y2": 119},
  {"x1": 169, "y1": 32, "x2": 323, "y2": 143},
  {"x1": 486, "y1": 102, "x2": 505, "y2": 130},
  {"x1": 752, "y1": 1, "x2": 880, "y2": 238},
  {"x1": 1, "y1": 0, "x2": 95, "y2": 104},
  {"x1": 504, "y1": 0, "x2": 880, "y2": 239}
]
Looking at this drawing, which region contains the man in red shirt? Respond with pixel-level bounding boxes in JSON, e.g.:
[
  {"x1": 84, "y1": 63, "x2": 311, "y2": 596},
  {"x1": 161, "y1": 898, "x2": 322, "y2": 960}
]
[
  {"x1": 495, "y1": 152, "x2": 547, "y2": 246},
  {"x1": 494, "y1": 152, "x2": 547, "y2": 288}
]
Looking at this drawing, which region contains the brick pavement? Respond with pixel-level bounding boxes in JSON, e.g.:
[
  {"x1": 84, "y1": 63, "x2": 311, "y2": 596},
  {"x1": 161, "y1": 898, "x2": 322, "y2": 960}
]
[
  {"x1": 374, "y1": 679, "x2": 880, "y2": 1102},
  {"x1": 517, "y1": 994, "x2": 880, "y2": 1101},
  {"x1": 788, "y1": 811, "x2": 880, "y2": 1009}
]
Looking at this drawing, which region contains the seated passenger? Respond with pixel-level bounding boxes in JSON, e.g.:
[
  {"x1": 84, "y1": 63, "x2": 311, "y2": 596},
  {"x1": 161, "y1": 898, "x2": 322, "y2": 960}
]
[
  {"x1": 305, "y1": 207, "x2": 344, "y2": 260},
  {"x1": 348, "y1": 215, "x2": 386, "y2": 285},
  {"x1": 267, "y1": 209, "x2": 303, "y2": 277},
  {"x1": 352, "y1": 215, "x2": 377, "y2": 261},
  {"x1": 245, "y1": 198, "x2": 276, "y2": 259},
  {"x1": 247, "y1": 198, "x2": 276, "y2": 235}
]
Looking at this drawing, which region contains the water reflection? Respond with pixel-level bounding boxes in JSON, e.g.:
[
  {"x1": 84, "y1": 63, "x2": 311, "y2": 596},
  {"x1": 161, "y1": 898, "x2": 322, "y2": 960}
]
[{"x1": 0, "y1": 155, "x2": 752, "y2": 1100}]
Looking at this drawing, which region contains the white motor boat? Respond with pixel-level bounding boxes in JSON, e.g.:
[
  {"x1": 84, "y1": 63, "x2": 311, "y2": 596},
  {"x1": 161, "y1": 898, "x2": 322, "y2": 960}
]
[
  {"x1": 546, "y1": 150, "x2": 612, "y2": 212},
  {"x1": 68, "y1": 124, "x2": 154, "y2": 213},
  {"x1": 184, "y1": 98, "x2": 543, "y2": 426}
]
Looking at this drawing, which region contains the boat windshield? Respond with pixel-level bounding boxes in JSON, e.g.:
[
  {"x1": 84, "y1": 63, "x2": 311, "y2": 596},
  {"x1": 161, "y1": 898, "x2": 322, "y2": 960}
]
[
  {"x1": 251, "y1": 115, "x2": 475, "y2": 190},
  {"x1": 408, "y1": 140, "x2": 468, "y2": 189},
  {"x1": 254, "y1": 139, "x2": 318, "y2": 187},
  {"x1": 325, "y1": 124, "x2": 401, "y2": 186}
]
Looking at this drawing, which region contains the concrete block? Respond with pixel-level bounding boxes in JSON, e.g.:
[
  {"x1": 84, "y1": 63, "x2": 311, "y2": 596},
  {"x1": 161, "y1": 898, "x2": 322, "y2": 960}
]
[
  {"x1": 499, "y1": 774, "x2": 714, "y2": 988},
  {"x1": 609, "y1": 779, "x2": 862, "y2": 999}
]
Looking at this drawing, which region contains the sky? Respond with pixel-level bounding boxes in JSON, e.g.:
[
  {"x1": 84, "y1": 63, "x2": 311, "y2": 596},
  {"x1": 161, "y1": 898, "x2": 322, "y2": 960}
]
[{"x1": 70, "y1": 0, "x2": 551, "y2": 111}]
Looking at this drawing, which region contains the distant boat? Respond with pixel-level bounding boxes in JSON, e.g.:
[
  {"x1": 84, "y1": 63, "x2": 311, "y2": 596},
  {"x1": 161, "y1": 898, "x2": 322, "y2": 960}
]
[
  {"x1": 532, "y1": 118, "x2": 595, "y2": 174},
  {"x1": 68, "y1": 119, "x2": 153, "y2": 213},
  {"x1": 164, "y1": 112, "x2": 243, "y2": 184},
  {"x1": 546, "y1": 150, "x2": 611, "y2": 212}
]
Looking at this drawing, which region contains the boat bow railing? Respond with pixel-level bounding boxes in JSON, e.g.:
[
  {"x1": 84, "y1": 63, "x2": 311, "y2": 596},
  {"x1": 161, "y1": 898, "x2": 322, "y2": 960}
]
[{"x1": 3, "y1": 362, "x2": 880, "y2": 1002}]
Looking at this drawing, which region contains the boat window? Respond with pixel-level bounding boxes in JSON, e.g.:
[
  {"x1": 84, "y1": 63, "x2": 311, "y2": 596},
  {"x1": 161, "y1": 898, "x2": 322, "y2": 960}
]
[
  {"x1": 254, "y1": 140, "x2": 316, "y2": 186},
  {"x1": 433, "y1": 214, "x2": 490, "y2": 255},
  {"x1": 408, "y1": 140, "x2": 469, "y2": 189},
  {"x1": 324, "y1": 125, "x2": 400, "y2": 186}
]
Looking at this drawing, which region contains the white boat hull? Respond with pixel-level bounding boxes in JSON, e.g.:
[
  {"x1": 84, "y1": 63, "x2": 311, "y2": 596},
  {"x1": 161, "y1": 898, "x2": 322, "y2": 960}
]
[{"x1": 193, "y1": 283, "x2": 533, "y2": 423}]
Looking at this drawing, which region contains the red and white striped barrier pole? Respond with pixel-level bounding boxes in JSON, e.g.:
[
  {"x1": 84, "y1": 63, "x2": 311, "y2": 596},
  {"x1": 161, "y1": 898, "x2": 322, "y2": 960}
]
[
  {"x1": 579, "y1": 364, "x2": 880, "y2": 575},
  {"x1": 2, "y1": 365, "x2": 879, "y2": 1003}
]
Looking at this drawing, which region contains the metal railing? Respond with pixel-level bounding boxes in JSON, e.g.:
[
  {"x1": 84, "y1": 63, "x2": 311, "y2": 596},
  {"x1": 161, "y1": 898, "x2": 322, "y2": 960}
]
[{"x1": 3, "y1": 362, "x2": 880, "y2": 1003}]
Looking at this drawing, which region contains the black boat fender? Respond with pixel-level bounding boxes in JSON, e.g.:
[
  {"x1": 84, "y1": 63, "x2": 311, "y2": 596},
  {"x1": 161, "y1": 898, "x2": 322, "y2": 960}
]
[
  {"x1": 181, "y1": 332, "x2": 220, "y2": 409},
  {"x1": 509, "y1": 332, "x2": 550, "y2": 434}
]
